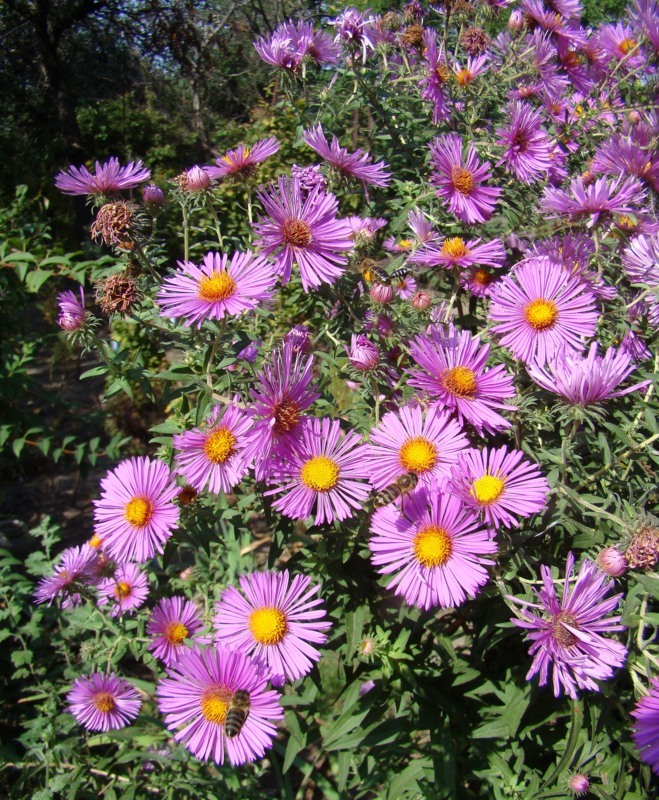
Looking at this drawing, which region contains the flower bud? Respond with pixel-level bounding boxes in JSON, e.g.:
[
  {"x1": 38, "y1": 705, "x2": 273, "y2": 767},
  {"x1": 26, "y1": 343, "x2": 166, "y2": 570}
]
[
  {"x1": 411, "y1": 290, "x2": 432, "y2": 310},
  {"x1": 364, "y1": 310, "x2": 394, "y2": 336},
  {"x1": 568, "y1": 773, "x2": 590, "y2": 796},
  {"x1": 142, "y1": 184, "x2": 165, "y2": 206},
  {"x1": 597, "y1": 547, "x2": 628, "y2": 577},
  {"x1": 369, "y1": 282, "x2": 394, "y2": 304},
  {"x1": 185, "y1": 165, "x2": 211, "y2": 192},
  {"x1": 347, "y1": 334, "x2": 379, "y2": 371},
  {"x1": 57, "y1": 287, "x2": 86, "y2": 331},
  {"x1": 628, "y1": 110, "x2": 641, "y2": 125},
  {"x1": 508, "y1": 10, "x2": 524, "y2": 31},
  {"x1": 284, "y1": 324, "x2": 312, "y2": 354}
]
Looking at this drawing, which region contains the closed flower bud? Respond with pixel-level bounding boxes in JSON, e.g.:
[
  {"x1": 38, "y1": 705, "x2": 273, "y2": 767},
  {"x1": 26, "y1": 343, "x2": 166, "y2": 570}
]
[
  {"x1": 347, "y1": 334, "x2": 379, "y2": 371},
  {"x1": 508, "y1": 10, "x2": 524, "y2": 32},
  {"x1": 628, "y1": 110, "x2": 641, "y2": 125},
  {"x1": 568, "y1": 773, "x2": 590, "y2": 796},
  {"x1": 411, "y1": 290, "x2": 432, "y2": 310},
  {"x1": 185, "y1": 165, "x2": 211, "y2": 192},
  {"x1": 284, "y1": 324, "x2": 312, "y2": 354},
  {"x1": 370, "y1": 282, "x2": 394, "y2": 304},
  {"x1": 57, "y1": 287, "x2": 86, "y2": 331},
  {"x1": 597, "y1": 547, "x2": 628, "y2": 577},
  {"x1": 142, "y1": 184, "x2": 165, "y2": 206},
  {"x1": 364, "y1": 310, "x2": 394, "y2": 336}
]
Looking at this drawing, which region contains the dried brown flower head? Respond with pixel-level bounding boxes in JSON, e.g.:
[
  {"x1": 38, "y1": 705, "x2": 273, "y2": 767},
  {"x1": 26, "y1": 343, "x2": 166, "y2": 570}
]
[
  {"x1": 460, "y1": 26, "x2": 491, "y2": 56},
  {"x1": 90, "y1": 201, "x2": 137, "y2": 248},
  {"x1": 95, "y1": 273, "x2": 140, "y2": 316}
]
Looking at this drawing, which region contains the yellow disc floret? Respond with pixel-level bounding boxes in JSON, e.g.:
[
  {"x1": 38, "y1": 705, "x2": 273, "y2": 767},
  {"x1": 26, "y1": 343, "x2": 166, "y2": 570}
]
[
  {"x1": 442, "y1": 366, "x2": 477, "y2": 398},
  {"x1": 200, "y1": 688, "x2": 231, "y2": 724},
  {"x1": 93, "y1": 692, "x2": 117, "y2": 714},
  {"x1": 413, "y1": 525, "x2": 453, "y2": 568},
  {"x1": 124, "y1": 497, "x2": 154, "y2": 528},
  {"x1": 249, "y1": 606, "x2": 288, "y2": 645},
  {"x1": 197, "y1": 271, "x2": 237, "y2": 302},
  {"x1": 204, "y1": 426, "x2": 237, "y2": 464},
  {"x1": 524, "y1": 298, "x2": 559, "y2": 330},
  {"x1": 300, "y1": 455, "x2": 340, "y2": 492},
  {"x1": 470, "y1": 474, "x2": 505, "y2": 505},
  {"x1": 399, "y1": 436, "x2": 437, "y2": 473},
  {"x1": 164, "y1": 621, "x2": 189, "y2": 646}
]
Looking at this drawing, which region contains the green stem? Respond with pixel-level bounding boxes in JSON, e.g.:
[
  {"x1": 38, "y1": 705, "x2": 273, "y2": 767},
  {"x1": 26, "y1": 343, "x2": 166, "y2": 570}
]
[
  {"x1": 541, "y1": 698, "x2": 583, "y2": 789},
  {"x1": 182, "y1": 203, "x2": 190, "y2": 262},
  {"x1": 207, "y1": 199, "x2": 224, "y2": 250}
]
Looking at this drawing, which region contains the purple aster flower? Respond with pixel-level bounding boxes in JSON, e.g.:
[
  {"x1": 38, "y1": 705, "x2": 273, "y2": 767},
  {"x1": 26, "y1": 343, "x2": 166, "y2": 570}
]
[
  {"x1": 453, "y1": 54, "x2": 490, "y2": 87},
  {"x1": 142, "y1": 184, "x2": 165, "y2": 206},
  {"x1": 623, "y1": 234, "x2": 659, "y2": 285},
  {"x1": 93, "y1": 456, "x2": 179, "y2": 563},
  {"x1": 347, "y1": 334, "x2": 380, "y2": 371},
  {"x1": 631, "y1": 0, "x2": 659, "y2": 55},
  {"x1": 394, "y1": 273, "x2": 417, "y2": 299},
  {"x1": 157, "y1": 644, "x2": 283, "y2": 765},
  {"x1": 420, "y1": 29, "x2": 451, "y2": 124},
  {"x1": 214, "y1": 570, "x2": 331, "y2": 685},
  {"x1": 302, "y1": 124, "x2": 391, "y2": 189},
  {"x1": 541, "y1": 176, "x2": 646, "y2": 228},
  {"x1": 34, "y1": 545, "x2": 98, "y2": 608},
  {"x1": 521, "y1": 0, "x2": 588, "y2": 49},
  {"x1": 291, "y1": 164, "x2": 328, "y2": 198},
  {"x1": 264, "y1": 417, "x2": 371, "y2": 526},
  {"x1": 489, "y1": 259, "x2": 599, "y2": 364},
  {"x1": 496, "y1": 101, "x2": 553, "y2": 184},
  {"x1": 173, "y1": 402, "x2": 255, "y2": 495},
  {"x1": 448, "y1": 445, "x2": 549, "y2": 529},
  {"x1": 460, "y1": 265, "x2": 503, "y2": 298},
  {"x1": 253, "y1": 176, "x2": 353, "y2": 291},
  {"x1": 147, "y1": 596, "x2": 206, "y2": 667},
  {"x1": 97, "y1": 562, "x2": 149, "y2": 617},
  {"x1": 67, "y1": 673, "x2": 142, "y2": 731},
  {"x1": 597, "y1": 22, "x2": 645, "y2": 69},
  {"x1": 632, "y1": 679, "x2": 659, "y2": 774},
  {"x1": 508, "y1": 553, "x2": 627, "y2": 698},
  {"x1": 531, "y1": 233, "x2": 595, "y2": 273},
  {"x1": 185, "y1": 166, "x2": 211, "y2": 192},
  {"x1": 290, "y1": 21, "x2": 342, "y2": 65},
  {"x1": 333, "y1": 7, "x2": 376, "y2": 63},
  {"x1": 363, "y1": 403, "x2": 469, "y2": 492},
  {"x1": 55, "y1": 158, "x2": 151, "y2": 196},
  {"x1": 591, "y1": 135, "x2": 659, "y2": 192},
  {"x1": 527, "y1": 343, "x2": 651, "y2": 405},
  {"x1": 246, "y1": 342, "x2": 319, "y2": 481},
  {"x1": 205, "y1": 138, "x2": 280, "y2": 181},
  {"x1": 57, "y1": 287, "x2": 86, "y2": 332},
  {"x1": 407, "y1": 326, "x2": 517, "y2": 435},
  {"x1": 254, "y1": 29, "x2": 300, "y2": 71},
  {"x1": 369, "y1": 482, "x2": 496, "y2": 610},
  {"x1": 284, "y1": 323, "x2": 312, "y2": 355},
  {"x1": 157, "y1": 250, "x2": 277, "y2": 328},
  {"x1": 428, "y1": 134, "x2": 502, "y2": 225},
  {"x1": 410, "y1": 236, "x2": 506, "y2": 271}
]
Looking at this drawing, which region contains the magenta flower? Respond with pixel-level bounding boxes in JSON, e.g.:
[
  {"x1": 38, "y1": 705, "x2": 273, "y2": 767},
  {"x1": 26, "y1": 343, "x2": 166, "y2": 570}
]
[
  {"x1": 597, "y1": 22, "x2": 645, "y2": 68},
  {"x1": 363, "y1": 403, "x2": 469, "y2": 491},
  {"x1": 347, "y1": 334, "x2": 379, "y2": 371},
  {"x1": 541, "y1": 176, "x2": 646, "y2": 227},
  {"x1": 302, "y1": 124, "x2": 391, "y2": 188},
  {"x1": 460, "y1": 265, "x2": 502, "y2": 298},
  {"x1": 246, "y1": 342, "x2": 319, "y2": 481},
  {"x1": 147, "y1": 596, "x2": 206, "y2": 667},
  {"x1": 97, "y1": 563, "x2": 149, "y2": 617},
  {"x1": 157, "y1": 644, "x2": 283, "y2": 765},
  {"x1": 420, "y1": 29, "x2": 451, "y2": 124},
  {"x1": 591, "y1": 135, "x2": 659, "y2": 192},
  {"x1": 255, "y1": 21, "x2": 340, "y2": 71},
  {"x1": 407, "y1": 326, "x2": 517, "y2": 435},
  {"x1": 632, "y1": 679, "x2": 659, "y2": 774},
  {"x1": 489, "y1": 259, "x2": 599, "y2": 364},
  {"x1": 369, "y1": 483, "x2": 496, "y2": 610},
  {"x1": 453, "y1": 54, "x2": 490, "y2": 87},
  {"x1": 214, "y1": 570, "x2": 331, "y2": 684},
  {"x1": 411, "y1": 236, "x2": 506, "y2": 271},
  {"x1": 631, "y1": 0, "x2": 659, "y2": 55},
  {"x1": 508, "y1": 553, "x2": 627, "y2": 698},
  {"x1": 205, "y1": 137, "x2": 280, "y2": 181},
  {"x1": 67, "y1": 673, "x2": 141, "y2": 731},
  {"x1": 448, "y1": 446, "x2": 549, "y2": 529},
  {"x1": 428, "y1": 134, "x2": 502, "y2": 224},
  {"x1": 157, "y1": 250, "x2": 277, "y2": 328},
  {"x1": 254, "y1": 29, "x2": 300, "y2": 71},
  {"x1": 496, "y1": 101, "x2": 553, "y2": 184},
  {"x1": 55, "y1": 158, "x2": 151, "y2": 196},
  {"x1": 34, "y1": 545, "x2": 98, "y2": 608},
  {"x1": 332, "y1": 7, "x2": 376, "y2": 62},
  {"x1": 173, "y1": 402, "x2": 255, "y2": 495},
  {"x1": 623, "y1": 234, "x2": 659, "y2": 284},
  {"x1": 93, "y1": 456, "x2": 180, "y2": 563},
  {"x1": 265, "y1": 417, "x2": 371, "y2": 526},
  {"x1": 253, "y1": 176, "x2": 353, "y2": 291},
  {"x1": 527, "y1": 343, "x2": 651, "y2": 405},
  {"x1": 57, "y1": 287, "x2": 86, "y2": 332}
]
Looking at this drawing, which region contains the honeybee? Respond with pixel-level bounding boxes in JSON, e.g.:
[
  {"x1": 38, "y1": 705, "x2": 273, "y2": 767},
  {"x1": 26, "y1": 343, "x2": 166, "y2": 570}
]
[
  {"x1": 390, "y1": 266, "x2": 412, "y2": 282},
  {"x1": 357, "y1": 257, "x2": 391, "y2": 285},
  {"x1": 373, "y1": 472, "x2": 419, "y2": 508},
  {"x1": 225, "y1": 689, "x2": 251, "y2": 738}
]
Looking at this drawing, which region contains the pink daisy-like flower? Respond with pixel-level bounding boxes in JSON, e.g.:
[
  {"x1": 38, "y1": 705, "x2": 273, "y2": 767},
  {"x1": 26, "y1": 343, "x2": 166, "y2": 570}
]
[
  {"x1": 369, "y1": 483, "x2": 497, "y2": 610},
  {"x1": 591, "y1": 135, "x2": 659, "y2": 192},
  {"x1": 332, "y1": 7, "x2": 376, "y2": 63},
  {"x1": 214, "y1": 570, "x2": 331, "y2": 684},
  {"x1": 302, "y1": 124, "x2": 391, "y2": 188},
  {"x1": 597, "y1": 22, "x2": 645, "y2": 69},
  {"x1": 264, "y1": 417, "x2": 371, "y2": 526},
  {"x1": 407, "y1": 326, "x2": 517, "y2": 435},
  {"x1": 453, "y1": 54, "x2": 490, "y2": 87},
  {"x1": 631, "y1": 0, "x2": 659, "y2": 55},
  {"x1": 410, "y1": 236, "x2": 506, "y2": 271},
  {"x1": 632, "y1": 679, "x2": 659, "y2": 775},
  {"x1": 97, "y1": 562, "x2": 149, "y2": 617},
  {"x1": 55, "y1": 158, "x2": 151, "y2": 196},
  {"x1": 205, "y1": 137, "x2": 280, "y2": 181},
  {"x1": 526, "y1": 343, "x2": 651, "y2": 405},
  {"x1": 93, "y1": 456, "x2": 179, "y2": 563},
  {"x1": 347, "y1": 334, "x2": 380, "y2": 371},
  {"x1": 34, "y1": 545, "x2": 98, "y2": 608},
  {"x1": 394, "y1": 274, "x2": 417, "y2": 299},
  {"x1": 157, "y1": 250, "x2": 277, "y2": 328},
  {"x1": 489, "y1": 259, "x2": 599, "y2": 364},
  {"x1": 460, "y1": 265, "x2": 502, "y2": 298},
  {"x1": 147, "y1": 596, "x2": 206, "y2": 667},
  {"x1": 67, "y1": 673, "x2": 142, "y2": 731},
  {"x1": 541, "y1": 176, "x2": 646, "y2": 228},
  {"x1": 253, "y1": 176, "x2": 354, "y2": 291},
  {"x1": 428, "y1": 134, "x2": 502, "y2": 224},
  {"x1": 363, "y1": 403, "x2": 469, "y2": 492},
  {"x1": 420, "y1": 29, "x2": 451, "y2": 124},
  {"x1": 57, "y1": 287, "x2": 86, "y2": 332},
  {"x1": 173, "y1": 402, "x2": 254, "y2": 495},
  {"x1": 247, "y1": 341, "x2": 319, "y2": 481},
  {"x1": 623, "y1": 234, "x2": 659, "y2": 285},
  {"x1": 448, "y1": 446, "x2": 549, "y2": 529},
  {"x1": 157, "y1": 644, "x2": 283, "y2": 765},
  {"x1": 508, "y1": 553, "x2": 627, "y2": 698},
  {"x1": 496, "y1": 101, "x2": 553, "y2": 184}
]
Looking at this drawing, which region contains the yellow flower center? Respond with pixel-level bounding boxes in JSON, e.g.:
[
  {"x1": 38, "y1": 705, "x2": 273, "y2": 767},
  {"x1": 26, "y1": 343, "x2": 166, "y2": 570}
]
[
  {"x1": 413, "y1": 525, "x2": 453, "y2": 568},
  {"x1": 282, "y1": 218, "x2": 313, "y2": 247},
  {"x1": 618, "y1": 37, "x2": 637, "y2": 54},
  {"x1": 300, "y1": 455, "x2": 340, "y2": 492},
  {"x1": 524, "y1": 298, "x2": 559, "y2": 330},
  {"x1": 450, "y1": 166, "x2": 475, "y2": 195},
  {"x1": 552, "y1": 611, "x2": 579, "y2": 648},
  {"x1": 273, "y1": 399, "x2": 301, "y2": 433},
  {"x1": 88, "y1": 533, "x2": 103, "y2": 548},
  {"x1": 93, "y1": 692, "x2": 117, "y2": 714},
  {"x1": 164, "y1": 621, "x2": 189, "y2": 645},
  {"x1": 472, "y1": 267, "x2": 493, "y2": 286},
  {"x1": 124, "y1": 497, "x2": 153, "y2": 528},
  {"x1": 441, "y1": 237, "x2": 470, "y2": 259},
  {"x1": 470, "y1": 475, "x2": 505, "y2": 505},
  {"x1": 442, "y1": 366, "x2": 477, "y2": 398},
  {"x1": 197, "y1": 271, "x2": 237, "y2": 302},
  {"x1": 398, "y1": 238, "x2": 414, "y2": 250},
  {"x1": 399, "y1": 436, "x2": 437, "y2": 473},
  {"x1": 200, "y1": 688, "x2": 231, "y2": 724},
  {"x1": 249, "y1": 606, "x2": 288, "y2": 645},
  {"x1": 114, "y1": 581, "x2": 132, "y2": 600},
  {"x1": 435, "y1": 64, "x2": 451, "y2": 83},
  {"x1": 455, "y1": 68, "x2": 473, "y2": 86},
  {"x1": 203, "y1": 426, "x2": 236, "y2": 464},
  {"x1": 616, "y1": 214, "x2": 637, "y2": 231}
]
